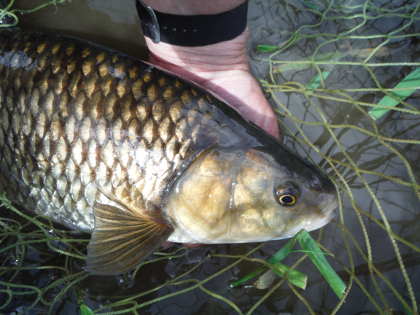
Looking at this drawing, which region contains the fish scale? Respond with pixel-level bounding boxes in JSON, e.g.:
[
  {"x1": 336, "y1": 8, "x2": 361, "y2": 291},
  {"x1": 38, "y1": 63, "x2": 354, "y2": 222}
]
[{"x1": 0, "y1": 29, "x2": 234, "y2": 232}]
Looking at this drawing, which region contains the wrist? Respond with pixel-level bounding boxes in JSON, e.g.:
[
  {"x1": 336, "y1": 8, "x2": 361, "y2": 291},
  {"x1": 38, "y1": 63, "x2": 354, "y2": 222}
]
[
  {"x1": 141, "y1": 0, "x2": 246, "y2": 15},
  {"x1": 145, "y1": 29, "x2": 250, "y2": 81},
  {"x1": 137, "y1": 0, "x2": 248, "y2": 47}
]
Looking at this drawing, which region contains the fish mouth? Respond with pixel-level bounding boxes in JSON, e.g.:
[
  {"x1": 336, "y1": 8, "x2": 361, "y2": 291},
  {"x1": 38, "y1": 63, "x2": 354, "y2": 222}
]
[
  {"x1": 319, "y1": 192, "x2": 338, "y2": 219},
  {"x1": 272, "y1": 193, "x2": 338, "y2": 241},
  {"x1": 306, "y1": 193, "x2": 338, "y2": 231}
]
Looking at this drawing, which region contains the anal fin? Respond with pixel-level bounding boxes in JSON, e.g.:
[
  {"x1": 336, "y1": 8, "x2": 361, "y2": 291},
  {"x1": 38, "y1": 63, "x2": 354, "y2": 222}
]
[{"x1": 86, "y1": 202, "x2": 173, "y2": 275}]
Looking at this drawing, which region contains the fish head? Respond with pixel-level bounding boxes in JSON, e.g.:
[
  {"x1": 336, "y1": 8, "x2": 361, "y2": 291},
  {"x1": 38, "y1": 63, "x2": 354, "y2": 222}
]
[{"x1": 165, "y1": 145, "x2": 337, "y2": 244}]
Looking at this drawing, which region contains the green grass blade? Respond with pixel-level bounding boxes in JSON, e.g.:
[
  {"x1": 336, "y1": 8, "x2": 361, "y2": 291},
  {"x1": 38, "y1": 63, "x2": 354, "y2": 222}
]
[
  {"x1": 230, "y1": 237, "x2": 300, "y2": 288},
  {"x1": 296, "y1": 230, "x2": 346, "y2": 298},
  {"x1": 307, "y1": 71, "x2": 331, "y2": 89},
  {"x1": 80, "y1": 304, "x2": 95, "y2": 315},
  {"x1": 268, "y1": 262, "x2": 308, "y2": 289},
  {"x1": 302, "y1": 0, "x2": 321, "y2": 10},
  {"x1": 230, "y1": 267, "x2": 266, "y2": 288},
  {"x1": 267, "y1": 237, "x2": 297, "y2": 264},
  {"x1": 368, "y1": 68, "x2": 420, "y2": 120},
  {"x1": 257, "y1": 45, "x2": 280, "y2": 53}
]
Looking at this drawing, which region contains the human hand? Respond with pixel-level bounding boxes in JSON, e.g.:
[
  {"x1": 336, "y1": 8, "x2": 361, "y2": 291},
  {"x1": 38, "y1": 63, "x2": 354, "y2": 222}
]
[{"x1": 145, "y1": 29, "x2": 280, "y2": 139}]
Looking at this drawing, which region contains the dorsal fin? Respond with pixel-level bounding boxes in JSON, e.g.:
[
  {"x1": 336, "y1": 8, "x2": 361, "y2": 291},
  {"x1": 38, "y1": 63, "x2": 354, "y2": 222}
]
[{"x1": 86, "y1": 202, "x2": 173, "y2": 275}]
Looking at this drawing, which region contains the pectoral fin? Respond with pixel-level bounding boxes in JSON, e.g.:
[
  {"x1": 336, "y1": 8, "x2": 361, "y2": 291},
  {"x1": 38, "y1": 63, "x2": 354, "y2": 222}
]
[{"x1": 86, "y1": 203, "x2": 173, "y2": 275}]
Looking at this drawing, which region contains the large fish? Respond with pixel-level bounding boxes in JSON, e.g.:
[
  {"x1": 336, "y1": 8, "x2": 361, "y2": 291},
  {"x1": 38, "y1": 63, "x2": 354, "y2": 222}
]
[{"x1": 0, "y1": 29, "x2": 337, "y2": 275}]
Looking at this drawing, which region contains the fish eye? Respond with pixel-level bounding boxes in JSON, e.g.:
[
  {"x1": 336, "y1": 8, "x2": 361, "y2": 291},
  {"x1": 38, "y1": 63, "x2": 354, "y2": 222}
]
[
  {"x1": 278, "y1": 194, "x2": 297, "y2": 206},
  {"x1": 274, "y1": 183, "x2": 300, "y2": 207}
]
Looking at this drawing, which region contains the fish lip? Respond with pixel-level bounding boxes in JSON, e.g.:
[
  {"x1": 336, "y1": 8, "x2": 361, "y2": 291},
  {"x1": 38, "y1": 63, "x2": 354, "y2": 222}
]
[
  {"x1": 320, "y1": 193, "x2": 338, "y2": 219},
  {"x1": 291, "y1": 193, "x2": 338, "y2": 237},
  {"x1": 273, "y1": 198, "x2": 338, "y2": 241}
]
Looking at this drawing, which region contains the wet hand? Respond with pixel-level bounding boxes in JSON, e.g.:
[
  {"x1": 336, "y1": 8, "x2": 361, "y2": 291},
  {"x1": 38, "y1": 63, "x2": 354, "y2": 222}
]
[{"x1": 145, "y1": 29, "x2": 280, "y2": 139}]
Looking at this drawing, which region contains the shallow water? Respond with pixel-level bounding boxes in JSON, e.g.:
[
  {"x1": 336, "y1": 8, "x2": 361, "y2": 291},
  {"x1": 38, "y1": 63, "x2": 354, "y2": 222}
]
[
  {"x1": 19, "y1": 0, "x2": 146, "y2": 58},
  {"x1": 1, "y1": 0, "x2": 419, "y2": 314}
]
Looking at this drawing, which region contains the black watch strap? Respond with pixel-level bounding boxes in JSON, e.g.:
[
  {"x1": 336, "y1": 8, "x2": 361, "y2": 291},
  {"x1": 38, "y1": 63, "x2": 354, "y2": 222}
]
[{"x1": 136, "y1": 0, "x2": 249, "y2": 47}]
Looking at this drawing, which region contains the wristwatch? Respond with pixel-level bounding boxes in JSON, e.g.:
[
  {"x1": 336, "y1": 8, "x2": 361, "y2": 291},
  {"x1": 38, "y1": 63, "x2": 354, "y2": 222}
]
[{"x1": 136, "y1": 0, "x2": 249, "y2": 47}]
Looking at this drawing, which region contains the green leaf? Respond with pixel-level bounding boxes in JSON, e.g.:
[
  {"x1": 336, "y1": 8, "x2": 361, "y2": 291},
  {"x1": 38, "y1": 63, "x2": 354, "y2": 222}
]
[
  {"x1": 230, "y1": 262, "x2": 307, "y2": 290},
  {"x1": 267, "y1": 237, "x2": 296, "y2": 264},
  {"x1": 229, "y1": 237, "x2": 298, "y2": 288},
  {"x1": 230, "y1": 267, "x2": 266, "y2": 288},
  {"x1": 296, "y1": 230, "x2": 346, "y2": 298},
  {"x1": 269, "y1": 262, "x2": 307, "y2": 289},
  {"x1": 307, "y1": 71, "x2": 331, "y2": 89},
  {"x1": 80, "y1": 304, "x2": 94, "y2": 315},
  {"x1": 369, "y1": 68, "x2": 420, "y2": 120},
  {"x1": 257, "y1": 45, "x2": 280, "y2": 53},
  {"x1": 302, "y1": 0, "x2": 321, "y2": 10}
]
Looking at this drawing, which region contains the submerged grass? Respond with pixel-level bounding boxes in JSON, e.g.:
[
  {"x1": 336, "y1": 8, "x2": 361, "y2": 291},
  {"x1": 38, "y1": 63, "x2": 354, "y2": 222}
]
[
  {"x1": 1, "y1": 0, "x2": 420, "y2": 314},
  {"x1": 255, "y1": 1, "x2": 420, "y2": 313},
  {"x1": 0, "y1": 0, "x2": 65, "y2": 27},
  {"x1": 230, "y1": 230, "x2": 345, "y2": 296}
]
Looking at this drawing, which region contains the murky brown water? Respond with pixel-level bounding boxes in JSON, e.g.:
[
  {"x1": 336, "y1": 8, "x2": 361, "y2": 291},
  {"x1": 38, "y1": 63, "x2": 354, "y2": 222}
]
[
  {"x1": 19, "y1": 0, "x2": 146, "y2": 58},
  {"x1": 1, "y1": 0, "x2": 419, "y2": 314}
]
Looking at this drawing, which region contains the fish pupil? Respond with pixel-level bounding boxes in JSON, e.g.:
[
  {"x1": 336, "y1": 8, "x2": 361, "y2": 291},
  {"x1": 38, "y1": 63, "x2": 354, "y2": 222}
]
[{"x1": 282, "y1": 195, "x2": 293, "y2": 203}]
